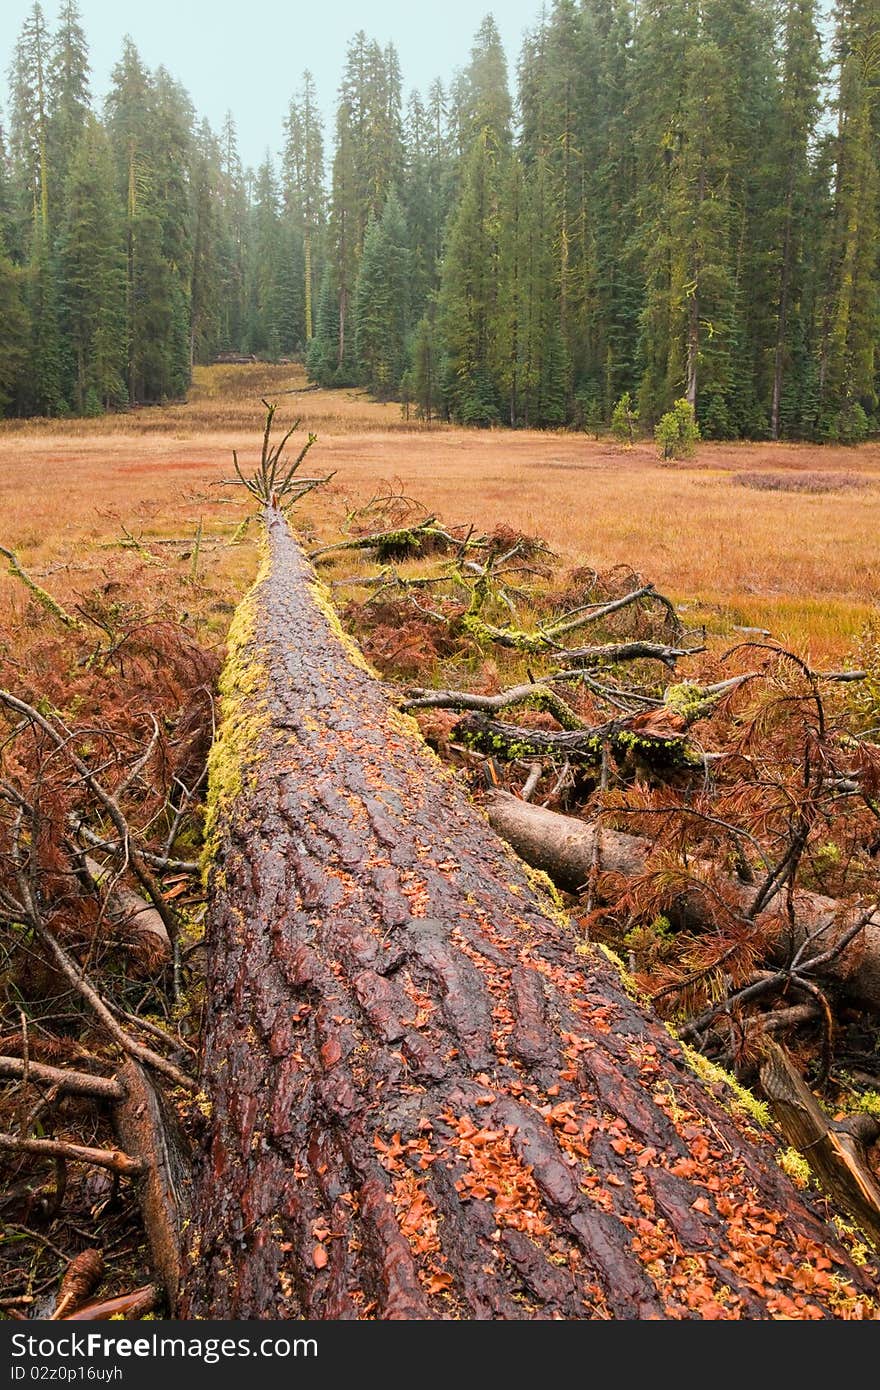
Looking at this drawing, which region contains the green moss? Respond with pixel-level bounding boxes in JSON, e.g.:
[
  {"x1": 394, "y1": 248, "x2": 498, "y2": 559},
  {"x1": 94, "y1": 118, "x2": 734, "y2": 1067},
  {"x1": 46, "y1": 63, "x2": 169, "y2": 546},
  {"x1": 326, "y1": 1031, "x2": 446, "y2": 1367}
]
[
  {"x1": 201, "y1": 550, "x2": 272, "y2": 883},
  {"x1": 778, "y1": 1146, "x2": 812, "y2": 1188},
  {"x1": 308, "y1": 573, "x2": 381, "y2": 678},
  {"x1": 847, "y1": 1088, "x2": 880, "y2": 1120},
  {"x1": 2, "y1": 546, "x2": 84, "y2": 632},
  {"x1": 521, "y1": 862, "x2": 573, "y2": 931},
  {"x1": 679, "y1": 1042, "x2": 771, "y2": 1128},
  {"x1": 594, "y1": 942, "x2": 643, "y2": 999}
]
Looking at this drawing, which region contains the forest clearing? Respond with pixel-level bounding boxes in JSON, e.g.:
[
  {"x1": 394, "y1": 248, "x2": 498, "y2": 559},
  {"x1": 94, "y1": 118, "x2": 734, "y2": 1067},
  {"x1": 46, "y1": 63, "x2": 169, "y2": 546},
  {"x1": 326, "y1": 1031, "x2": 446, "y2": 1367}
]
[
  {"x1": 2, "y1": 365, "x2": 879, "y2": 660},
  {"x1": 2, "y1": 365, "x2": 880, "y2": 1321}
]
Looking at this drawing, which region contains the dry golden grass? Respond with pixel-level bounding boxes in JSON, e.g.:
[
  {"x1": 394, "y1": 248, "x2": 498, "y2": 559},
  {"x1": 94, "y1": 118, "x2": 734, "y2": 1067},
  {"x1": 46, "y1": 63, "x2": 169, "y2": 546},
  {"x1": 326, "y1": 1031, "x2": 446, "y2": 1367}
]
[{"x1": 0, "y1": 362, "x2": 878, "y2": 663}]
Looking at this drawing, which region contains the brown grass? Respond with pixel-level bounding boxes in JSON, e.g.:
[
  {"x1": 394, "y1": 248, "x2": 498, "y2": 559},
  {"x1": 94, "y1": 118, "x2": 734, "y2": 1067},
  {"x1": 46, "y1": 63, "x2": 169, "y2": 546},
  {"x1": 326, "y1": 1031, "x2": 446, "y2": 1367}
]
[{"x1": 1, "y1": 362, "x2": 878, "y2": 663}]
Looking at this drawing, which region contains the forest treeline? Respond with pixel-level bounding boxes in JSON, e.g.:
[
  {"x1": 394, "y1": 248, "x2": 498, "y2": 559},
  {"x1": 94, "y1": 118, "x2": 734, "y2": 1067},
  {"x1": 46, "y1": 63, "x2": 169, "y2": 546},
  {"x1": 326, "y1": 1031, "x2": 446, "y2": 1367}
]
[{"x1": 0, "y1": 1, "x2": 877, "y2": 440}]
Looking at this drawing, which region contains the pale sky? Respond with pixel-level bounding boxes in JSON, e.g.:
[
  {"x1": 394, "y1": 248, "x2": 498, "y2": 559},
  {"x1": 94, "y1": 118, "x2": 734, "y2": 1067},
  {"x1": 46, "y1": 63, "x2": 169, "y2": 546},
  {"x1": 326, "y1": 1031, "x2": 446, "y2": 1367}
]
[{"x1": 1, "y1": 0, "x2": 543, "y2": 169}]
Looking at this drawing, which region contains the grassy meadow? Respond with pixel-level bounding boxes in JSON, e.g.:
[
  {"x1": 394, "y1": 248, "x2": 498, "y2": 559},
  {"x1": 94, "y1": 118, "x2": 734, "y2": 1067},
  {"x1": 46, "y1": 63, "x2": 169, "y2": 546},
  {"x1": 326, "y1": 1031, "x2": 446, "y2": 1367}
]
[{"x1": 0, "y1": 362, "x2": 878, "y2": 664}]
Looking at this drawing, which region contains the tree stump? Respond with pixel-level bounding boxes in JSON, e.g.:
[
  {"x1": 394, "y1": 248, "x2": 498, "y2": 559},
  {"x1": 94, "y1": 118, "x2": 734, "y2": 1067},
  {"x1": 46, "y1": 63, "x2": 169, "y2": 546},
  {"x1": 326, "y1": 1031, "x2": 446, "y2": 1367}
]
[{"x1": 180, "y1": 510, "x2": 878, "y2": 1320}]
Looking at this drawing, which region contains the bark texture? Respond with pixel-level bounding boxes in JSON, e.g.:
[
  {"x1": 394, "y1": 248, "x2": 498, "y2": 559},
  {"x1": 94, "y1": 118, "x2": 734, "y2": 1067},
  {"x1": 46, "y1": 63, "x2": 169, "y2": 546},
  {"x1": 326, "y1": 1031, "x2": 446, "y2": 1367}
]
[{"x1": 181, "y1": 512, "x2": 878, "y2": 1320}]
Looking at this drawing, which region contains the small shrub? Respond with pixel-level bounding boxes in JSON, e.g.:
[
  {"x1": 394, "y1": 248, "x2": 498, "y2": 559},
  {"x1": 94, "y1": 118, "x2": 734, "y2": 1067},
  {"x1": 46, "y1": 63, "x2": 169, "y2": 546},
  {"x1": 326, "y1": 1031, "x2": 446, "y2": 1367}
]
[
  {"x1": 610, "y1": 391, "x2": 636, "y2": 445},
  {"x1": 655, "y1": 398, "x2": 700, "y2": 460}
]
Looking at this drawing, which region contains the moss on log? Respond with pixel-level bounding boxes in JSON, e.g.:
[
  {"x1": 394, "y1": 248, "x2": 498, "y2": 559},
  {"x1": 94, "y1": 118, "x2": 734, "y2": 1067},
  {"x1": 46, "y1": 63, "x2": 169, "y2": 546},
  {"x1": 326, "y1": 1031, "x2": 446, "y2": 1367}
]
[{"x1": 180, "y1": 510, "x2": 879, "y2": 1321}]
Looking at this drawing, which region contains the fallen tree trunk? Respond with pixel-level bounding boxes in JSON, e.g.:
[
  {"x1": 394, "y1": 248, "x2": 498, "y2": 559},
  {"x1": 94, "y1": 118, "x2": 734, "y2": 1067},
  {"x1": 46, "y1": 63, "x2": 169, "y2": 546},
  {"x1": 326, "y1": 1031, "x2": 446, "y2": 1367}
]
[
  {"x1": 180, "y1": 509, "x2": 879, "y2": 1320},
  {"x1": 486, "y1": 792, "x2": 880, "y2": 1013}
]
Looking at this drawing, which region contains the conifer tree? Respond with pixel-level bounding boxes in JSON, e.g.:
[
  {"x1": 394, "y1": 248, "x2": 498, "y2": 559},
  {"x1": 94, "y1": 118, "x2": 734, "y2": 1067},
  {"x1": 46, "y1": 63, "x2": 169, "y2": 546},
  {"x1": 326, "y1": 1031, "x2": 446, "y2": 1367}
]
[
  {"x1": 48, "y1": 0, "x2": 90, "y2": 193},
  {"x1": 820, "y1": 0, "x2": 879, "y2": 436},
  {"x1": 58, "y1": 114, "x2": 125, "y2": 411},
  {"x1": 355, "y1": 189, "x2": 410, "y2": 398},
  {"x1": 283, "y1": 71, "x2": 324, "y2": 342}
]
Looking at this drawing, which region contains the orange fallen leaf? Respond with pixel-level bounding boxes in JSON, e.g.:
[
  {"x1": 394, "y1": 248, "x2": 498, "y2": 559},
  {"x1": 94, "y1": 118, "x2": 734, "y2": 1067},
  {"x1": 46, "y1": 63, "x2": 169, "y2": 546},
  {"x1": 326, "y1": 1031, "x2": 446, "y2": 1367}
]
[
  {"x1": 312, "y1": 1244, "x2": 328, "y2": 1269},
  {"x1": 425, "y1": 1271, "x2": 453, "y2": 1294}
]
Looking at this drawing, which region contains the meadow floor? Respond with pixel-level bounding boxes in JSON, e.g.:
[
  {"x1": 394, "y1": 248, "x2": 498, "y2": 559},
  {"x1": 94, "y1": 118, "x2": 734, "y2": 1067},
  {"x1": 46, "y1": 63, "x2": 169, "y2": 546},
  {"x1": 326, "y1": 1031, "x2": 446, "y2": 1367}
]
[{"x1": 1, "y1": 362, "x2": 878, "y2": 662}]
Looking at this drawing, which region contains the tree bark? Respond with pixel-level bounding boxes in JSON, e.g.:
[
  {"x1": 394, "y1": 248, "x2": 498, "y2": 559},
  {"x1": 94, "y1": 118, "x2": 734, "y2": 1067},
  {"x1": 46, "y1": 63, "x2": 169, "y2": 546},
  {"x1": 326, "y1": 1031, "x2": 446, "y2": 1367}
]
[
  {"x1": 180, "y1": 511, "x2": 878, "y2": 1320},
  {"x1": 486, "y1": 792, "x2": 880, "y2": 1013}
]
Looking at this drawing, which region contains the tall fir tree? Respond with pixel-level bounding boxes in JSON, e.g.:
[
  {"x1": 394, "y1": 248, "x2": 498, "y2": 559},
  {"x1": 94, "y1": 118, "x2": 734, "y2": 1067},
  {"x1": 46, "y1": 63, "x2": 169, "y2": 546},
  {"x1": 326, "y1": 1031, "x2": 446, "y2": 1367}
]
[
  {"x1": 57, "y1": 115, "x2": 125, "y2": 411},
  {"x1": 283, "y1": 71, "x2": 324, "y2": 342},
  {"x1": 354, "y1": 188, "x2": 410, "y2": 398}
]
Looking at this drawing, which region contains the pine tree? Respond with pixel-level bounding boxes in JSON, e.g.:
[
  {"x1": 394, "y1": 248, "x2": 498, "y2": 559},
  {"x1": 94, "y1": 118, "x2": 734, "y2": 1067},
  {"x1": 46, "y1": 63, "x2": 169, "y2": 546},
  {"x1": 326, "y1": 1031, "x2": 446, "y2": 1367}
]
[
  {"x1": 9, "y1": 3, "x2": 51, "y2": 233},
  {"x1": 217, "y1": 112, "x2": 247, "y2": 350},
  {"x1": 770, "y1": 0, "x2": 824, "y2": 439},
  {"x1": 283, "y1": 71, "x2": 324, "y2": 342},
  {"x1": 105, "y1": 42, "x2": 193, "y2": 402},
  {"x1": 0, "y1": 252, "x2": 30, "y2": 415},
  {"x1": 409, "y1": 311, "x2": 441, "y2": 420},
  {"x1": 48, "y1": 0, "x2": 90, "y2": 193},
  {"x1": 190, "y1": 120, "x2": 225, "y2": 365},
  {"x1": 243, "y1": 157, "x2": 283, "y2": 358},
  {"x1": 435, "y1": 15, "x2": 513, "y2": 424},
  {"x1": 632, "y1": 1, "x2": 740, "y2": 433},
  {"x1": 820, "y1": 0, "x2": 879, "y2": 433},
  {"x1": 327, "y1": 33, "x2": 405, "y2": 380},
  {"x1": 306, "y1": 264, "x2": 341, "y2": 385},
  {"x1": 438, "y1": 128, "x2": 507, "y2": 424},
  {"x1": 57, "y1": 114, "x2": 126, "y2": 411},
  {"x1": 458, "y1": 15, "x2": 513, "y2": 148},
  {"x1": 354, "y1": 188, "x2": 410, "y2": 398}
]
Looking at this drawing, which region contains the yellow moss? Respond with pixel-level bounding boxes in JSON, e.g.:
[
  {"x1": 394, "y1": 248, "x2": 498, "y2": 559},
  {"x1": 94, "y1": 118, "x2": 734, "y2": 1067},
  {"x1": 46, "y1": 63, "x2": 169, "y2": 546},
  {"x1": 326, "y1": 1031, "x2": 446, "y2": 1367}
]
[
  {"x1": 308, "y1": 572, "x2": 381, "y2": 678},
  {"x1": 201, "y1": 549, "x2": 272, "y2": 883},
  {"x1": 778, "y1": 1146, "x2": 812, "y2": 1189},
  {"x1": 679, "y1": 1042, "x2": 771, "y2": 1128},
  {"x1": 193, "y1": 1090, "x2": 213, "y2": 1121},
  {"x1": 519, "y1": 861, "x2": 575, "y2": 933},
  {"x1": 832, "y1": 1219, "x2": 871, "y2": 1268},
  {"x1": 386, "y1": 704, "x2": 450, "y2": 773},
  {"x1": 849, "y1": 1088, "x2": 880, "y2": 1120},
  {"x1": 594, "y1": 942, "x2": 643, "y2": 999},
  {"x1": 827, "y1": 1271, "x2": 880, "y2": 1318}
]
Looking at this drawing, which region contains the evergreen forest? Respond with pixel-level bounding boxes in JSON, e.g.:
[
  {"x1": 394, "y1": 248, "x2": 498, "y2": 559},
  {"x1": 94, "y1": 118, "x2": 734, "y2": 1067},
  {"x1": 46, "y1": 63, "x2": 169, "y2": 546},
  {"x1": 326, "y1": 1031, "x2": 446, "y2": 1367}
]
[{"x1": 1, "y1": 0, "x2": 878, "y2": 441}]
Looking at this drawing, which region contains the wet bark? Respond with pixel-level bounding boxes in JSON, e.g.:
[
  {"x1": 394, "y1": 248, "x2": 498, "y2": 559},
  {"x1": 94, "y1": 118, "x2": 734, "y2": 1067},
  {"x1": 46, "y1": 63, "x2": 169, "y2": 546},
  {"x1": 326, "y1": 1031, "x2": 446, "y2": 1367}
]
[{"x1": 180, "y1": 511, "x2": 878, "y2": 1320}]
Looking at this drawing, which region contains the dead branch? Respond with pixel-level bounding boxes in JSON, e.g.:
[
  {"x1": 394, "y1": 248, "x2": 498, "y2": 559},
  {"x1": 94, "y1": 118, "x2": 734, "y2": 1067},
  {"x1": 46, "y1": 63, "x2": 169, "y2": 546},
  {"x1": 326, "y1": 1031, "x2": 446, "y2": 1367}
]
[
  {"x1": 83, "y1": 856, "x2": 171, "y2": 964},
  {"x1": 455, "y1": 709, "x2": 699, "y2": 770},
  {"x1": 69, "y1": 817, "x2": 198, "y2": 873},
  {"x1": 0, "y1": 1132, "x2": 143, "y2": 1176},
  {"x1": 59, "y1": 1285, "x2": 160, "y2": 1320},
  {"x1": 114, "y1": 1060, "x2": 191, "y2": 1310},
  {"x1": 0, "y1": 688, "x2": 180, "y2": 952},
  {"x1": 403, "y1": 682, "x2": 587, "y2": 730},
  {"x1": 33, "y1": 921, "x2": 194, "y2": 1091},
  {"x1": 463, "y1": 579, "x2": 683, "y2": 654},
  {"x1": 232, "y1": 401, "x2": 332, "y2": 506},
  {"x1": 0, "y1": 1057, "x2": 124, "y2": 1101},
  {"x1": 309, "y1": 516, "x2": 466, "y2": 562},
  {"x1": 0, "y1": 544, "x2": 84, "y2": 631},
  {"x1": 550, "y1": 639, "x2": 703, "y2": 670}
]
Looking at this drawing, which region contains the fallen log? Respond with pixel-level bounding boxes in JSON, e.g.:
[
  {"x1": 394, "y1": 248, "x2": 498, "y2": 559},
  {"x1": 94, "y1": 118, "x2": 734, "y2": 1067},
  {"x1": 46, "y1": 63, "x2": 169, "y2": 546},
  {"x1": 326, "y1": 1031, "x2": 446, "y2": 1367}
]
[
  {"x1": 486, "y1": 792, "x2": 880, "y2": 1013},
  {"x1": 181, "y1": 509, "x2": 879, "y2": 1320},
  {"x1": 83, "y1": 855, "x2": 171, "y2": 969}
]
